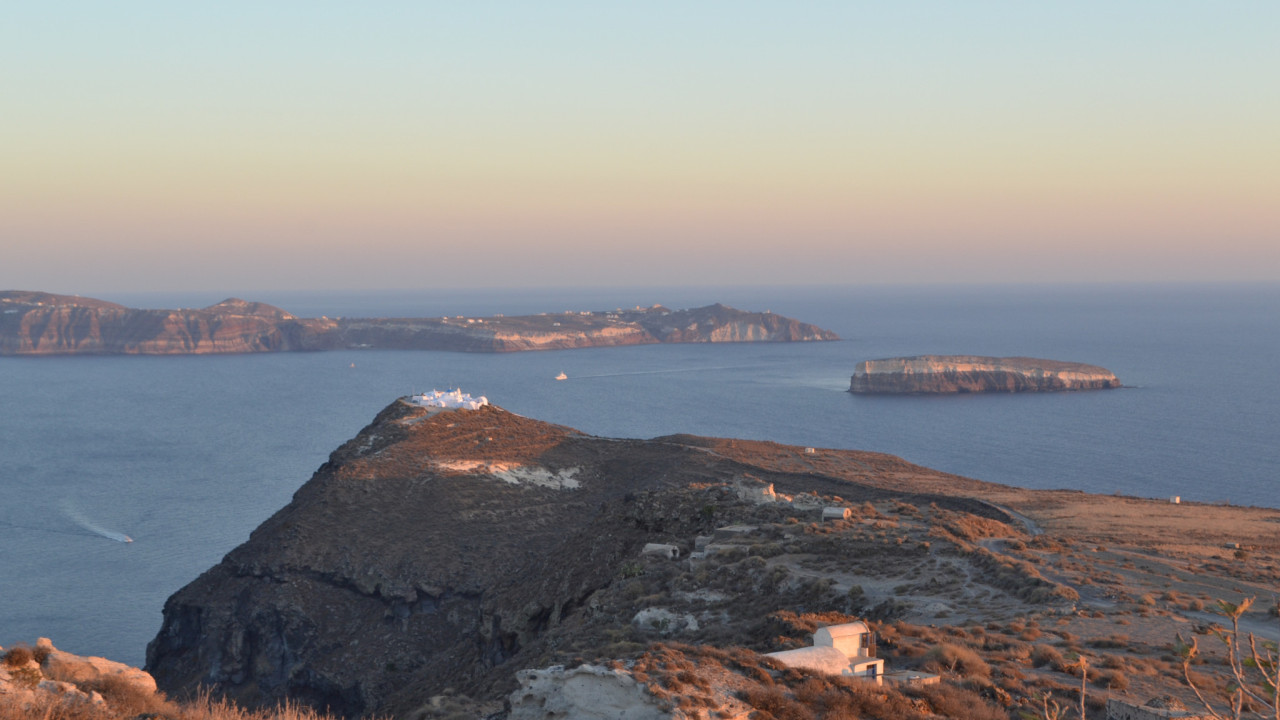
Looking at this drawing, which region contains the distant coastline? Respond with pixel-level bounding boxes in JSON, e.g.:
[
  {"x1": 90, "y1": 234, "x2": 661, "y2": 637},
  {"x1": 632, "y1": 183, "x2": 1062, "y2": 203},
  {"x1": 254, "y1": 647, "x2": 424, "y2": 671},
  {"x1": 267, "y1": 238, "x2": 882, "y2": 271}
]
[{"x1": 0, "y1": 291, "x2": 838, "y2": 356}]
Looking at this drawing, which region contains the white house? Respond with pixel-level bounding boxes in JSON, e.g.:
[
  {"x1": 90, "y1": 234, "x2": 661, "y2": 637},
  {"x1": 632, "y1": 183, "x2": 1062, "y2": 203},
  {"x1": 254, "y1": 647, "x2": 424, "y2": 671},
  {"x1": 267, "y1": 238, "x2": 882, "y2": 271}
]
[{"x1": 765, "y1": 621, "x2": 884, "y2": 683}]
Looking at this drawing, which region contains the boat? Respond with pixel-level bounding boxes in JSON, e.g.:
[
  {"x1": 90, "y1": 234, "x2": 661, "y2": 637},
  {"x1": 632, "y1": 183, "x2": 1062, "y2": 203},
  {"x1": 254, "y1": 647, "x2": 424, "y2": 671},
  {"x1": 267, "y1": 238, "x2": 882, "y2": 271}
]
[{"x1": 555, "y1": 372, "x2": 567, "y2": 380}]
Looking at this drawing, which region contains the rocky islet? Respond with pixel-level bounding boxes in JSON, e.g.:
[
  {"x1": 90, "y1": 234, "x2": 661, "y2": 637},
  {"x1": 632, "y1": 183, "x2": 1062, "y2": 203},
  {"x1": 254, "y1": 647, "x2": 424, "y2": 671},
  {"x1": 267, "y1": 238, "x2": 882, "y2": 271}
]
[{"x1": 849, "y1": 355, "x2": 1121, "y2": 394}]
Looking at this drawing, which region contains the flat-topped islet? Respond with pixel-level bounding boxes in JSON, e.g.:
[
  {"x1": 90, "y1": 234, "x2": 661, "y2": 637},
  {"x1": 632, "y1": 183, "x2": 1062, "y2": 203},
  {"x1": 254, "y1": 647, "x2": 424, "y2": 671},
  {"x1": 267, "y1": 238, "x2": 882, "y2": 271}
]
[{"x1": 850, "y1": 355, "x2": 1121, "y2": 394}]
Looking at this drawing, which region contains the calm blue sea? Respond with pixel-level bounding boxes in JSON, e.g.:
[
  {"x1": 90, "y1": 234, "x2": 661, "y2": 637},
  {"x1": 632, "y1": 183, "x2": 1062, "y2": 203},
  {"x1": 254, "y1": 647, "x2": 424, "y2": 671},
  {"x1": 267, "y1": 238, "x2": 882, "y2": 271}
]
[{"x1": 1, "y1": 283, "x2": 1277, "y2": 667}]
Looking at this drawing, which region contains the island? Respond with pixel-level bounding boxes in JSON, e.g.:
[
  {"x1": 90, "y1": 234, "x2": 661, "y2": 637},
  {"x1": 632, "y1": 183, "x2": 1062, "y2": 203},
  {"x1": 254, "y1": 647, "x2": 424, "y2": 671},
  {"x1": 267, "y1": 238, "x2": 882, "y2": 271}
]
[
  {"x1": 0, "y1": 291, "x2": 838, "y2": 355},
  {"x1": 849, "y1": 355, "x2": 1121, "y2": 394}
]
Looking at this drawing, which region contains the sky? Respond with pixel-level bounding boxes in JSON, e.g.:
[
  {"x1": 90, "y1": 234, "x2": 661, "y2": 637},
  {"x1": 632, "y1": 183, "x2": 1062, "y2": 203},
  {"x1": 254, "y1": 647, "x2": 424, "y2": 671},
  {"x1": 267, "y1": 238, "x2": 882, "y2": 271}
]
[{"x1": 2, "y1": 2, "x2": 1277, "y2": 295}]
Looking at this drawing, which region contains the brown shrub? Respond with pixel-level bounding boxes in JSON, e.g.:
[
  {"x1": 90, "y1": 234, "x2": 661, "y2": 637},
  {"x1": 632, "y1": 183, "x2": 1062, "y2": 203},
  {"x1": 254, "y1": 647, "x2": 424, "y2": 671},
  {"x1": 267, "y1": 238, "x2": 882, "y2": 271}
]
[
  {"x1": 925, "y1": 643, "x2": 992, "y2": 680},
  {"x1": 1031, "y1": 644, "x2": 1064, "y2": 668},
  {"x1": 1087, "y1": 634, "x2": 1130, "y2": 649},
  {"x1": 910, "y1": 683, "x2": 1009, "y2": 720},
  {"x1": 1093, "y1": 668, "x2": 1129, "y2": 690},
  {"x1": 1101, "y1": 653, "x2": 1127, "y2": 670},
  {"x1": 741, "y1": 685, "x2": 816, "y2": 720},
  {"x1": 2, "y1": 645, "x2": 34, "y2": 667}
]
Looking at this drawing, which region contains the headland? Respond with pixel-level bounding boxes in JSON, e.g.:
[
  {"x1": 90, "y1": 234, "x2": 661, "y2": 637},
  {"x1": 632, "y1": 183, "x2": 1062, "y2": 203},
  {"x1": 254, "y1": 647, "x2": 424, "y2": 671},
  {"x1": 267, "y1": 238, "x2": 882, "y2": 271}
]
[{"x1": 134, "y1": 396, "x2": 1278, "y2": 719}]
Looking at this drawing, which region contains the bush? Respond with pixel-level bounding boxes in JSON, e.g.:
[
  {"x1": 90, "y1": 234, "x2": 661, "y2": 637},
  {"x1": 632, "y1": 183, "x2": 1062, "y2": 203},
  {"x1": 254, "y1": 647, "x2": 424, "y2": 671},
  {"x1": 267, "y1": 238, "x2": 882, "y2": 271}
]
[
  {"x1": 1086, "y1": 634, "x2": 1128, "y2": 649},
  {"x1": 911, "y1": 683, "x2": 1009, "y2": 720},
  {"x1": 1031, "y1": 644, "x2": 1064, "y2": 669},
  {"x1": 741, "y1": 685, "x2": 817, "y2": 720},
  {"x1": 925, "y1": 643, "x2": 991, "y2": 680},
  {"x1": 1094, "y1": 668, "x2": 1129, "y2": 690},
  {"x1": 2, "y1": 645, "x2": 34, "y2": 667}
]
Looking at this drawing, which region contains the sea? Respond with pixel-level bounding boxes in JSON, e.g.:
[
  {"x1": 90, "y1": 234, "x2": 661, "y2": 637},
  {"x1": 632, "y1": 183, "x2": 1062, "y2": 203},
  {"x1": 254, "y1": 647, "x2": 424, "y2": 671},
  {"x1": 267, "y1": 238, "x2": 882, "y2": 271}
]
[{"x1": 1, "y1": 282, "x2": 1277, "y2": 667}]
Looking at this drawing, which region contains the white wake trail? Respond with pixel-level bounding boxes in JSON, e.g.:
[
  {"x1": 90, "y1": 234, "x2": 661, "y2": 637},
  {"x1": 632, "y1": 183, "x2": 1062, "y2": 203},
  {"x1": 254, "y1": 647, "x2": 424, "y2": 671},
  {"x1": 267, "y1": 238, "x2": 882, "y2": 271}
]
[
  {"x1": 60, "y1": 503, "x2": 133, "y2": 543},
  {"x1": 567, "y1": 365, "x2": 760, "y2": 380}
]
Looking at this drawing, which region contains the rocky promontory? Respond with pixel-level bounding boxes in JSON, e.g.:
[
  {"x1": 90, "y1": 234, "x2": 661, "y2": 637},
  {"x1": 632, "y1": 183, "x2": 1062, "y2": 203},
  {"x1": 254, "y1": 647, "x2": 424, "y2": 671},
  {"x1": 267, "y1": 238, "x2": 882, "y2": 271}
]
[
  {"x1": 143, "y1": 398, "x2": 1021, "y2": 716},
  {"x1": 141, "y1": 396, "x2": 1280, "y2": 719},
  {"x1": 0, "y1": 291, "x2": 837, "y2": 355},
  {"x1": 849, "y1": 355, "x2": 1121, "y2": 394}
]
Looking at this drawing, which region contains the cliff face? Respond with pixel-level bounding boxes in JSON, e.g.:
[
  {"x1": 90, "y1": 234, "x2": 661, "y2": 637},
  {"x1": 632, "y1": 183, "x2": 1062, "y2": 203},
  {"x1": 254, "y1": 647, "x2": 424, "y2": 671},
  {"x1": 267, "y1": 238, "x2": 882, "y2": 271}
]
[
  {"x1": 849, "y1": 355, "x2": 1121, "y2": 394},
  {"x1": 635, "y1": 304, "x2": 837, "y2": 344},
  {"x1": 0, "y1": 293, "x2": 837, "y2": 355},
  {"x1": 0, "y1": 292, "x2": 308, "y2": 355},
  {"x1": 144, "y1": 399, "x2": 1007, "y2": 717}
]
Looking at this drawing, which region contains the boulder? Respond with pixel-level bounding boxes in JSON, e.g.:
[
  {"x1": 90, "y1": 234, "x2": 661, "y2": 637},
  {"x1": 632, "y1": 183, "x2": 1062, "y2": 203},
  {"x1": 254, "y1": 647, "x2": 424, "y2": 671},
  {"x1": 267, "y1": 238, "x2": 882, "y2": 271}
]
[
  {"x1": 39, "y1": 638, "x2": 157, "y2": 695},
  {"x1": 509, "y1": 665, "x2": 667, "y2": 720}
]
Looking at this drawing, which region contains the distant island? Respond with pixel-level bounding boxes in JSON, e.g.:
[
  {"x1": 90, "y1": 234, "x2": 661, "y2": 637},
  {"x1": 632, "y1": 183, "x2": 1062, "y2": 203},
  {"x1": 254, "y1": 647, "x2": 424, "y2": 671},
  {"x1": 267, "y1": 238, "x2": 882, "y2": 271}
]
[
  {"x1": 0, "y1": 291, "x2": 838, "y2": 355},
  {"x1": 850, "y1": 355, "x2": 1121, "y2": 394}
]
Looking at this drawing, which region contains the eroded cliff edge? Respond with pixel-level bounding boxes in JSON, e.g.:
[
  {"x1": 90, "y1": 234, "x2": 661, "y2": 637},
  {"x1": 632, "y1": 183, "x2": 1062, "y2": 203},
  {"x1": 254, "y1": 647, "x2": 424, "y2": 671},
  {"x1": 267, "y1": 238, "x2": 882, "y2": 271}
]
[
  {"x1": 0, "y1": 291, "x2": 837, "y2": 355},
  {"x1": 849, "y1": 355, "x2": 1121, "y2": 394}
]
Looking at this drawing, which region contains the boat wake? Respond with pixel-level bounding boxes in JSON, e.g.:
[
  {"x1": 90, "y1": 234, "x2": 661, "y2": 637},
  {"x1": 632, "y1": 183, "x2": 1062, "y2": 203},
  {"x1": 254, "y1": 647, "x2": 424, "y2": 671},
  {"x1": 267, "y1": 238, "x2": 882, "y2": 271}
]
[
  {"x1": 566, "y1": 365, "x2": 759, "y2": 380},
  {"x1": 60, "y1": 503, "x2": 133, "y2": 543}
]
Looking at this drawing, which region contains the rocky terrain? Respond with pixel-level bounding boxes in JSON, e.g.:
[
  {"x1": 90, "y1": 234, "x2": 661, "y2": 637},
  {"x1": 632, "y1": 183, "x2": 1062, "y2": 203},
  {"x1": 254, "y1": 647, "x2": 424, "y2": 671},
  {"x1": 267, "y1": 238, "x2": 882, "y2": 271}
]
[
  {"x1": 0, "y1": 638, "x2": 157, "y2": 711},
  {"x1": 144, "y1": 398, "x2": 1280, "y2": 720},
  {"x1": 850, "y1": 356, "x2": 1121, "y2": 394},
  {"x1": 0, "y1": 291, "x2": 837, "y2": 355}
]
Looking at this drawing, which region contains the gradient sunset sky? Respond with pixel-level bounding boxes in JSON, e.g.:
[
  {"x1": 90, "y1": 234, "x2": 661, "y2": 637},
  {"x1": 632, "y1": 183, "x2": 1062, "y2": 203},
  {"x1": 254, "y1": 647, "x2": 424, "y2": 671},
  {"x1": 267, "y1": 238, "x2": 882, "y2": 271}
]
[{"x1": 4, "y1": 2, "x2": 1277, "y2": 295}]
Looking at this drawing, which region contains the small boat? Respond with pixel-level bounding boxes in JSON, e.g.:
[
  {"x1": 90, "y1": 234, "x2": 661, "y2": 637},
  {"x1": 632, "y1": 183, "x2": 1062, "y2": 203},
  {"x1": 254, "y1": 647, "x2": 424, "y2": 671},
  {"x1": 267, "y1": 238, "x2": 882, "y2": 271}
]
[{"x1": 555, "y1": 372, "x2": 568, "y2": 381}]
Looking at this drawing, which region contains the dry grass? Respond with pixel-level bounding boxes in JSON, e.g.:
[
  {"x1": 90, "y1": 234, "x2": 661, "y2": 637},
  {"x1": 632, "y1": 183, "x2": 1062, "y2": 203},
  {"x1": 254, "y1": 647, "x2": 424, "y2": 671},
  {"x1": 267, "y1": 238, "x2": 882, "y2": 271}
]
[{"x1": 0, "y1": 687, "x2": 354, "y2": 720}]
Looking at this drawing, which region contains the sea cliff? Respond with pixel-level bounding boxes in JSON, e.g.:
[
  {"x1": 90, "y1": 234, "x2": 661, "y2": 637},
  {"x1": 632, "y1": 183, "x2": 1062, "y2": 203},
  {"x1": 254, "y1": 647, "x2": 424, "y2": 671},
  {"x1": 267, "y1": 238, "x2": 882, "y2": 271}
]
[
  {"x1": 0, "y1": 292, "x2": 836, "y2": 356},
  {"x1": 849, "y1": 355, "x2": 1121, "y2": 394}
]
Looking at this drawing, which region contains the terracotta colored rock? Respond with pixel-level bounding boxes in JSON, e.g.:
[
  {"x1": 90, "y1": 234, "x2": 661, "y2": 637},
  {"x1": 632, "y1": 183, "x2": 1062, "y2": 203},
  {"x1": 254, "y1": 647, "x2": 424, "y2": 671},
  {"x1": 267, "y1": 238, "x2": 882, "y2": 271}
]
[{"x1": 39, "y1": 638, "x2": 157, "y2": 695}]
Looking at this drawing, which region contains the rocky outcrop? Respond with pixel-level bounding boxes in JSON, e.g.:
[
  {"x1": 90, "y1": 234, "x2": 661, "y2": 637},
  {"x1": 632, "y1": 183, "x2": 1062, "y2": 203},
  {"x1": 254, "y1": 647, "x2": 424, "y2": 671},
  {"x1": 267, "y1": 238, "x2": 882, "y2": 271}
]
[
  {"x1": 144, "y1": 398, "x2": 1014, "y2": 717},
  {"x1": 509, "y1": 665, "x2": 669, "y2": 720},
  {"x1": 0, "y1": 292, "x2": 838, "y2": 355},
  {"x1": 849, "y1": 355, "x2": 1121, "y2": 394},
  {"x1": 508, "y1": 659, "x2": 759, "y2": 720},
  {"x1": 0, "y1": 638, "x2": 157, "y2": 709}
]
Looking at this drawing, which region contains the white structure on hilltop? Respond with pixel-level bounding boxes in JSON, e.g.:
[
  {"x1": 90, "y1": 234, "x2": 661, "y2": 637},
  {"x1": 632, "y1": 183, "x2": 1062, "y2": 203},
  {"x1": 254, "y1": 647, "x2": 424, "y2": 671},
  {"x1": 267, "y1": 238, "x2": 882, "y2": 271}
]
[
  {"x1": 766, "y1": 622, "x2": 885, "y2": 682},
  {"x1": 409, "y1": 389, "x2": 489, "y2": 410}
]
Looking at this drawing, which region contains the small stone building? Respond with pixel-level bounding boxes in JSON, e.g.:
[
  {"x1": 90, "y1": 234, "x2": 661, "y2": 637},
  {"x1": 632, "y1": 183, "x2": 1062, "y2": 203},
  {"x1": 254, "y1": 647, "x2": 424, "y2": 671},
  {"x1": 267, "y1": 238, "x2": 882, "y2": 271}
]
[
  {"x1": 765, "y1": 621, "x2": 885, "y2": 682},
  {"x1": 822, "y1": 507, "x2": 852, "y2": 522},
  {"x1": 640, "y1": 543, "x2": 679, "y2": 559}
]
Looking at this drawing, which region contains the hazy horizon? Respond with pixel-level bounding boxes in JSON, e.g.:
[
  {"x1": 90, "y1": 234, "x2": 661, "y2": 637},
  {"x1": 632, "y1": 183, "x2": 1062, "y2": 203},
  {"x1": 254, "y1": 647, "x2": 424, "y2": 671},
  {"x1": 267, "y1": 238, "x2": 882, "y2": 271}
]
[{"x1": 4, "y1": 3, "x2": 1277, "y2": 293}]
